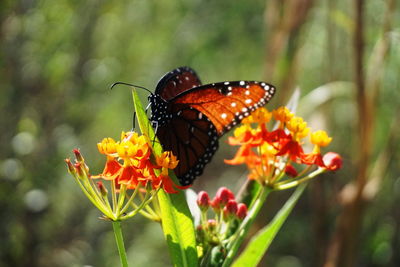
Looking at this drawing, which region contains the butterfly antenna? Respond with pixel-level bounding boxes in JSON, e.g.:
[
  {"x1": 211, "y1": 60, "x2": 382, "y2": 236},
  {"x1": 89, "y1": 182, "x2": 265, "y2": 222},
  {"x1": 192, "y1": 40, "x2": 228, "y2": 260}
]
[{"x1": 110, "y1": 82, "x2": 153, "y2": 95}]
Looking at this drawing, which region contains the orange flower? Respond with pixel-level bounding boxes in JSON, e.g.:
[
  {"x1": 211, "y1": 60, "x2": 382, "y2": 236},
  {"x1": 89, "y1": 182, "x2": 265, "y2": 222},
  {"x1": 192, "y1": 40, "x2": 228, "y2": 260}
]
[
  {"x1": 224, "y1": 145, "x2": 259, "y2": 166},
  {"x1": 97, "y1": 158, "x2": 122, "y2": 180},
  {"x1": 93, "y1": 132, "x2": 182, "y2": 193},
  {"x1": 225, "y1": 106, "x2": 341, "y2": 189},
  {"x1": 156, "y1": 151, "x2": 179, "y2": 176},
  {"x1": 275, "y1": 139, "x2": 304, "y2": 161},
  {"x1": 227, "y1": 124, "x2": 263, "y2": 146},
  {"x1": 300, "y1": 152, "x2": 325, "y2": 167},
  {"x1": 152, "y1": 174, "x2": 180, "y2": 194}
]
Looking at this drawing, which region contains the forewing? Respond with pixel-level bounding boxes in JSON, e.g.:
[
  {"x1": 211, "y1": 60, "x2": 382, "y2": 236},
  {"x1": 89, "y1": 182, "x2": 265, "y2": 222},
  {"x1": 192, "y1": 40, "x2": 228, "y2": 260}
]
[
  {"x1": 172, "y1": 81, "x2": 276, "y2": 135},
  {"x1": 155, "y1": 66, "x2": 202, "y2": 101}
]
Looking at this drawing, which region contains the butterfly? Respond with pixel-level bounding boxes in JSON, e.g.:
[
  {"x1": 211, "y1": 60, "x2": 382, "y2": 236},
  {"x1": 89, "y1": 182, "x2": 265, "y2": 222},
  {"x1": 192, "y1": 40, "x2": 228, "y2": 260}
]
[{"x1": 149, "y1": 66, "x2": 276, "y2": 186}]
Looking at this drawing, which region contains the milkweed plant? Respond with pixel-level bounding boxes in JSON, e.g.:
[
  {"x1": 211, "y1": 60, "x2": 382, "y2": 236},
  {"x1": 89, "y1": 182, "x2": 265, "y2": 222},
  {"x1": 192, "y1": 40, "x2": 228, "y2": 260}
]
[{"x1": 65, "y1": 90, "x2": 342, "y2": 267}]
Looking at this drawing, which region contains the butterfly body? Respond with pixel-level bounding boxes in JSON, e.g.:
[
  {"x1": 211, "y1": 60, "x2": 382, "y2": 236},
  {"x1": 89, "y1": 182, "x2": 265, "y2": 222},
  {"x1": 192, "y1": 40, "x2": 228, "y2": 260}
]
[{"x1": 149, "y1": 67, "x2": 275, "y2": 185}]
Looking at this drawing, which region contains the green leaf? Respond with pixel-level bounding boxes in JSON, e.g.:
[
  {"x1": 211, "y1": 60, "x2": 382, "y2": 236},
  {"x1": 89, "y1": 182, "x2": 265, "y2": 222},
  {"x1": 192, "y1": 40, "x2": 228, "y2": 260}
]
[
  {"x1": 132, "y1": 90, "x2": 198, "y2": 267},
  {"x1": 232, "y1": 184, "x2": 307, "y2": 267}
]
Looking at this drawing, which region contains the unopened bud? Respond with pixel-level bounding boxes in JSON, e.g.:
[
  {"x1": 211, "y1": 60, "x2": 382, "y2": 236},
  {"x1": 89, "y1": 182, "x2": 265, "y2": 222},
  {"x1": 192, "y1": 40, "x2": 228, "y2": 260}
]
[
  {"x1": 97, "y1": 181, "x2": 108, "y2": 196},
  {"x1": 236, "y1": 203, "x2": 248, "y2": 220},
  {"x1": 197, "y1": 191, "x2": 210, "y2": 211},
  {"x1": 211, "y1": 197, "x2": 220, "y2": 212},
  {"x1": 323, "y1": 152, "x2": 343, "y2": 171},
  {"x1": 223, "y1": 200, "x2": 238, "y2": 220},
  {"x1": 285, "y1": 164, "x2": 298, "y2": 177},
  {"x1": 196, "y1": 225, "x2": 205, "y2": 243},
  {"x1": 215, "y1": 187, "x2": 235, "y2": 208},
  {"x1": 73, "y1": 149, "x2": 84, "y2": 162},
  {"x1": 206, "y1": 219, "x2": 217, "y2": 232},
  {"x1": 74, "y1": 162, "x2": 84, "y2": 178},
  {"x1": 65, "y1": 158, "x2": 75, "y2": 174}
]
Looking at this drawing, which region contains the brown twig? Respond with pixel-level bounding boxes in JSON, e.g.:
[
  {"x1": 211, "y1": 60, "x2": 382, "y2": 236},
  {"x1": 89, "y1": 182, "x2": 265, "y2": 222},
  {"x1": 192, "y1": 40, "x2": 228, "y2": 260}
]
[
  {"x1": 263, "y1": 0, "x2": 315, "y2": 103},
  {"x1": 324, "y1": 0, "x2": 395, "y2": 266},
  {"x1": 324, "y1": 1, "x2": 368, "y2": 266}
]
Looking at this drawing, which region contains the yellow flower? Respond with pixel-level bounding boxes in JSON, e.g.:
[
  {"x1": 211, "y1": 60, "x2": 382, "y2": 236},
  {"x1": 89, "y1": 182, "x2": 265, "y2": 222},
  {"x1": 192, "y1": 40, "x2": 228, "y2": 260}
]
[
  {"x1": 272, "y1": 107, "x2": 293, "y2": 124},
  {"x1": 97, "y1": 137, "x2": 118, "y2": 155},
  {"x1": 156, "y1": 151, "x2": 179, "y2": 170},
  {"x1": 296, "y1": 127, "x2": 310, "y2": 139},
  {"x1": 260, "y1": 142, "x2": 277, "y2": 157},
  {"x1": 114, "y1": 132, "x2": 151, "y2": 166},
  {"x1": 287, "y1": 117, "x2": 308, "y2": 134},
  {"x1": 242, "y1": 108, "x2": 272, "y2": 124},
  {"x1": 310, "y1": 130, "x2": 332, "y2": 147},
  {"x1": 233, "y1": 124, "x2": 249, "y2": 137},
  {"x1": 117, "y1": 141, "x2": 139, "y2": 159}
]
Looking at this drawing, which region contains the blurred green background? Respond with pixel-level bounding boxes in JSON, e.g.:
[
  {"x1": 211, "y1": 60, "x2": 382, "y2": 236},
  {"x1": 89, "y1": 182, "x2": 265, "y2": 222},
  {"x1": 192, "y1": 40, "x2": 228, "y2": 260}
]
[{"x1": 1, "y1": 0, "x2": 399, "y2": 266}]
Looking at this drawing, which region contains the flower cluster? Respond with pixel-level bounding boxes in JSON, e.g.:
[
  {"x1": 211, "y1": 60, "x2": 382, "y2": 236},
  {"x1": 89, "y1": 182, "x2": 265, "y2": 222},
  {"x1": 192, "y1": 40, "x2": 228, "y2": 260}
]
[
  {"x1": 195, "y1": 187, "x2": 248, "y2": 263},
  {"x1": 65, "y1": 131, "x2": 183, "y2": 221},
  {"x1": 225, "y1": 107, "x2": 342, "y2": 190},
  {"x1": 94, "y1": 131, "x2": 183, "y2": 193}
]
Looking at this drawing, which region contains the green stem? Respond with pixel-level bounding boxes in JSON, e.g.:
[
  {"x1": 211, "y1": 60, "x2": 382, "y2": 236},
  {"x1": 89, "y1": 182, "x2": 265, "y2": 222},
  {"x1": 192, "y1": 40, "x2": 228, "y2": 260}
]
[
  {"x1": 274, "y1": 168, "x2": 326, "y2": 190},
  {"x1": 221, "y1": 186, "x2": 272, "y2": 267},
  {"x1": 112, "y1": 221, "x2": 129, "y2": 267}
]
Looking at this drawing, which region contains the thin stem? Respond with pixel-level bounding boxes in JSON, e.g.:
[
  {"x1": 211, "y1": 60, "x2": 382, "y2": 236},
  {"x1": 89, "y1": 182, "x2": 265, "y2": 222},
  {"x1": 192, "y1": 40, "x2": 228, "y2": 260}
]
[
  {"x1": 274, "y1": 168, "x2": 326, "y2": 190},
  {"x1": 111, "y1": 179, "x2": 118, "y2": 214},
  {"x1": 112, "y1": 221, "x2": 129, "y2": 267},
  {"x1": 124, "y1": 189, "x2": 158, "y2": 220},
  {"x1": 222, "y1": 186, "x2": 272, "y2": 267},
  {"x1": 120, "y1": 185, "x2": 140, "y2": 215},
  {"x1": 116, "y1": 184, "x2": 127, "y2": 217},
  {"x1": 73, "y1": 175, "x2": 113, "y2": 218}
]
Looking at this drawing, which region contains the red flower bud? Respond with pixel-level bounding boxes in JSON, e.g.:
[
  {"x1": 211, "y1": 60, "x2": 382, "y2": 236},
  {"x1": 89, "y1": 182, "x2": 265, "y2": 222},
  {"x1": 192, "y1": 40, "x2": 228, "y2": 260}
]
[
  {"x1": 223, "y1": 200, "x2": 238, "y2": 220},
  {"x1": 236, "y1": 203, "x2": 248, "y2": 220},
  {"x1": 215, "y1": 187, "x2": 235, "y2": 207},
  {"x1": 97, "y1": 181, "x2": 108, "y2": 196},
  {"x1": 211, "y1": 197, "x2": 220, "y2": 212},
  {"x1": 73, "y1": 149, "x2": 84, "y2": 162},
  {"x1": 323, "y1": 152, "x2": 342, "y2": 171},
  {"x1": 206, "y1": 219, "x2": 217, "y2": 231},
  {"x1": 65, "y1": 158, "x2": 75, "y2": 174},
  {"x1": 285, "y1": 164, "x2": 298, "y2": 177},
  {"x1": 197, "y1": 191, "x2": 210, "y2": 210},
  {"x1": 74, "y1": 162, "x2": 84, "y2": 178},
  {"x1": 225, "y1": 200, "x2": 238, "y2": 214}
]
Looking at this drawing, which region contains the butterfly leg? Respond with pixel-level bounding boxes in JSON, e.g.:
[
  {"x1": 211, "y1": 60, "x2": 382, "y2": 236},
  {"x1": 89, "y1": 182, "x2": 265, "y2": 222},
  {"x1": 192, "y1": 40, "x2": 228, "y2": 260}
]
[{"x1": 145, "y1": 102, "x2": 151, "y2": 116}]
